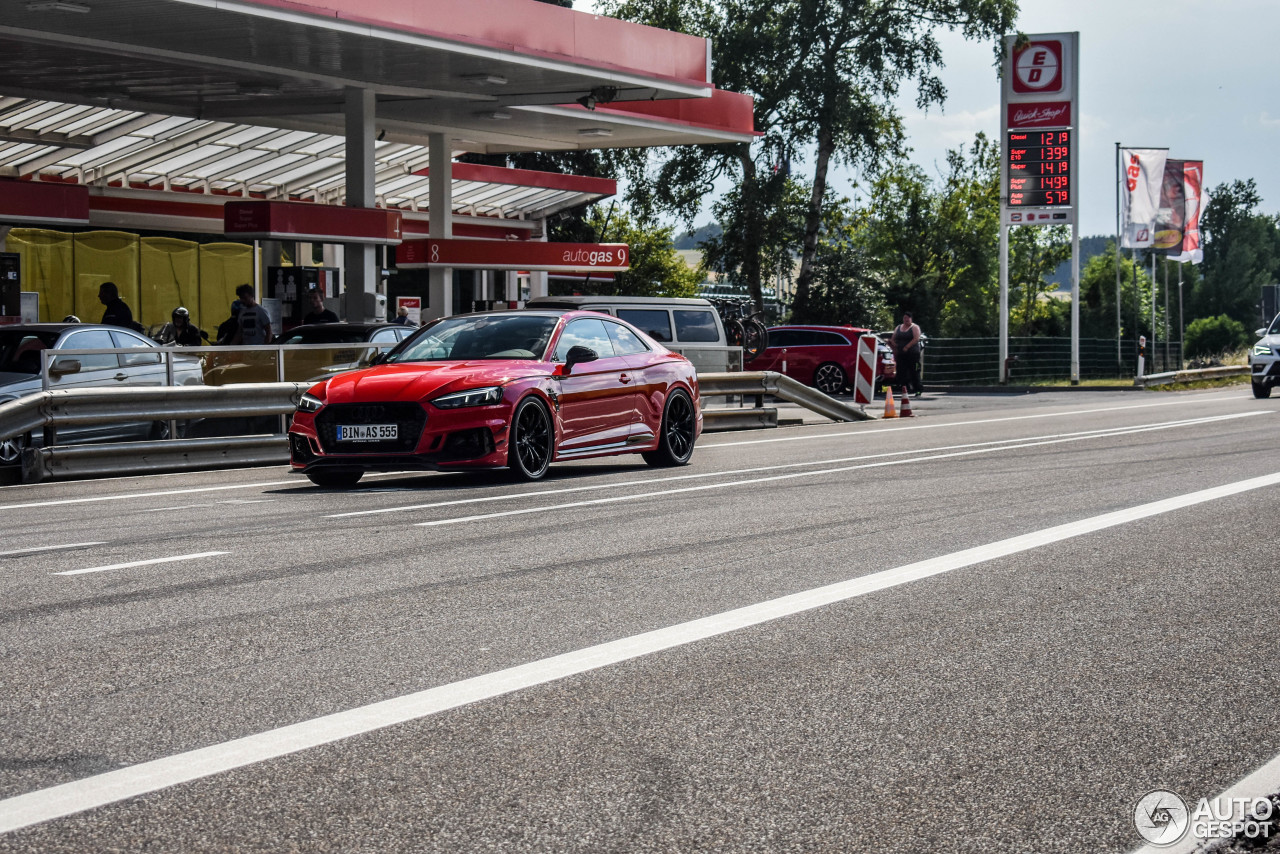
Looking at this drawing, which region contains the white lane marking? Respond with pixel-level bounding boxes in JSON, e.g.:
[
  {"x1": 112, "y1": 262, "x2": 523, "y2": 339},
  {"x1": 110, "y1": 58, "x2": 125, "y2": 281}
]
[
  {"x1": 217, "y1": 499, "x2": 274, "y2": 505},
  {"x1": 1132, "y1": 750, "x2": 1280, "y2": 853},
  {"x1": 0, "y1": 482, "x2": 297, "y2": 512},
  {"x1": 3, "y1": 470, "x2": 1278, "y2": 836},
  {"x1": 418, "y1": 413, "x2": 1267, "y2": 527},
  {"x1": 52, "y1": 552, "x2": 228, "y2": 576},
  {"x1": 0, "y1": 542, "x2": 105, "y2": 558},
  {"x1": 701, "y1": 392, "x2": 1248, "y2": 449},
  {"x1": 0, "y1": 470, "x2": 437, "y2": 511},
  {"x1": 144, "y1": 504, "x2": 214, "y2": 512},
  {"x1": 331, "y1": 412, "x2": 1266, "y2": 520}
]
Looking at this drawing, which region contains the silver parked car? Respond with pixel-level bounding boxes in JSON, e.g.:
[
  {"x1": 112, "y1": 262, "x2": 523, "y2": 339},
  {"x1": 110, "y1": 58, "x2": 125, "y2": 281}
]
[{"x1": 0, "y1": 323, "x2": 205, "y2": 463}]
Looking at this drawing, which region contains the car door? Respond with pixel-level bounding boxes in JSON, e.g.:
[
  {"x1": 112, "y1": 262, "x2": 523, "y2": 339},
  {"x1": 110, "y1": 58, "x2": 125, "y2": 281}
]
[
  {"x1": 49, "y1": 328, "x2": 127, "y2": 442},
  {"x1": 602, "y1": 319, "x2": 657, "y2": 442},
  {"x1": 551, "y1": 317, "x2": 634, "y2": 453}
]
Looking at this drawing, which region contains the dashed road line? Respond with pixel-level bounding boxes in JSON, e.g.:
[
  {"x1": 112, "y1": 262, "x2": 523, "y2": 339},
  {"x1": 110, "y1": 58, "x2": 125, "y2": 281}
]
[{"x1": 52, "y1": 551, "x2": 228, "y2": 576}]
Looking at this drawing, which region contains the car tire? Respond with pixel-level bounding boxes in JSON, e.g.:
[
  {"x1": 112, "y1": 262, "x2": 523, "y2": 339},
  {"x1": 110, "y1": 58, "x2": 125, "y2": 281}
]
[
  {"x1": 0, "y1": 431, "x2": 30, "y2": 466},
  {"x1": 306, "y1": 470, "x2": 363, "y2": 488},
  {"x1": 1253, "y1": 380, "x2": 1272, "y2": 399},
  {"x1": 508, "y1": 396, "x2": 553, "y2": 481},
  {"x1": 643, "y1": 388, "x2": 696, "y2": 467},
  {"x1": 814, "y1": 362, "x2": 847, "y2": 395}
]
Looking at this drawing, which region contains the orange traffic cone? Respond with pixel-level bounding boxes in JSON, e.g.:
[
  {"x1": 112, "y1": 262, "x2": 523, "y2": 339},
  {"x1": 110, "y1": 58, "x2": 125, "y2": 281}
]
[
  {"x1": 883, "y1": 385, "x2": 898, "y2": 419},
  {"x1": 899, "y1": 389, "x2": 914, "y2": 418}
]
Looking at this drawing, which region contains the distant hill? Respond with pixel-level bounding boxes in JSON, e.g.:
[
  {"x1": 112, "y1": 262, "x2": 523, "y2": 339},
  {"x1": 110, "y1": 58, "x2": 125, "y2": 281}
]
[
  {"x1": 674, "y1": 222, "x2": 722, "y2": 250},
  {"x1": 1048, "y1": 235, "x2": 1111, "y2": 290}
]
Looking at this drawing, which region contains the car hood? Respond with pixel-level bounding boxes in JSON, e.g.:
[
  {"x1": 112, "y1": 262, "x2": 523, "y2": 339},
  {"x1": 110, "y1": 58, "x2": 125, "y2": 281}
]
[
  {"x1": 0, "y1": 373, "x2": 42, "y2": 396},
  {"x1": 317, "y1": 360, "x2": 550, "y2": 403}
]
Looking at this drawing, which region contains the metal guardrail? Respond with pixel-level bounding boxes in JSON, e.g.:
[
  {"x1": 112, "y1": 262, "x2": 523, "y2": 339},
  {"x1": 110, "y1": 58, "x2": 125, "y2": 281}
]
[
  {"x1": 1135, "y1": 365, "x2": 1250, "y2": 387},
  {"x1": 0, "y1": 383, "x2": 308, "y2": 483},
  {"x1": 0, "y1": 371, "x2": 870, "y2": 483},
  {"x1": 698, "y1": 371, "x2": 873, "y2": 424}
]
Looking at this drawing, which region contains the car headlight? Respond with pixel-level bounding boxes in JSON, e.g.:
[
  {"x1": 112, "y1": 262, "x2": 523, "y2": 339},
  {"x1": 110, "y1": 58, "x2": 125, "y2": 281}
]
[
  {"x1": 297, "y1": 392, "x2": 326, "y2": 413},
  {"x1": 431, "y1": 386, "x2": 503, "y2": 409},
  {"x1": 1254, "y1": 343, "x2": 1273, "y2": 356}
]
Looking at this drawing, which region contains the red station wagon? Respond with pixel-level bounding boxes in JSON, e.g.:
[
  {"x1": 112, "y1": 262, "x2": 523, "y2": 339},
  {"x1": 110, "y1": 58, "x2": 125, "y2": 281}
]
[{"x1": 745, "y1": 325, "x2": 895, "y2": 395}]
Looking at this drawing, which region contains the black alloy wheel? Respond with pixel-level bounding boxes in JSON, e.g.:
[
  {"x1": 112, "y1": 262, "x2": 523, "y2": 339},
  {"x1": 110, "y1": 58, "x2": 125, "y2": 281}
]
[
  {"x1": 643, "y1": 388, "x2": 696, "y2": 467},
  {"x1": 306, "y1": 470, "x2": 363, "y2": 488},
  {"x1": 1253, "y1": 380, "x2": 1272, "y2": 399},
  {"x1": 814, "y1": 362, "x2": 847, "y2": 395},
  {"x1": 509, "y1": 397, "x2": 553, "y2": 480}
]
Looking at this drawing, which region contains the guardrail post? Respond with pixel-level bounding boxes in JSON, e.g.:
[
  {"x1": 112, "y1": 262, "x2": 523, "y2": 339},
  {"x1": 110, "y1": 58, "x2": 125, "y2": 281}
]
[
  {"x1": 165, "y1": 349, "x2": 178, "y2": 441},
  {"x1": 276, "y1": 347, "x2": 288, "y2": 435}
]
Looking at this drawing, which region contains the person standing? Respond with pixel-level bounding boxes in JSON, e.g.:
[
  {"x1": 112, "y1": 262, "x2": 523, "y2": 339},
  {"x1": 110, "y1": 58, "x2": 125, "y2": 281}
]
[
  {"x1": 390, "y1": 305, "x2": 412, "y2": 325},
  {"x1": 98, "y1": 282, "x2": 136, "y2": 330},
  {"x1": 216, "y1": 300, "x2": 241, "y2": 345},
  {"x1": 230, "y1": 284, "x2": 273, "y2": 345},
  {"x1": 891, "y1": 311, "x2": 923, "y2": 398},
  {"x1": 301, "y1": 289, "x2": 339, "y2": 325}
]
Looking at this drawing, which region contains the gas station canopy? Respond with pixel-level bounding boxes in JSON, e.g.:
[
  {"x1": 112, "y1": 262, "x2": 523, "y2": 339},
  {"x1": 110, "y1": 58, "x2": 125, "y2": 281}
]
[{"x1": 0, "y1": 0, "x2": 754, "y2": 153}]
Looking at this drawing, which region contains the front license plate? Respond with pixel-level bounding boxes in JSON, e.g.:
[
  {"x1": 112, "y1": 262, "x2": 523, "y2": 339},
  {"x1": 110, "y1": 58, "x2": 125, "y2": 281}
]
[{"x1": 337, "y1": 424, "x2": 397, "y2": 442}]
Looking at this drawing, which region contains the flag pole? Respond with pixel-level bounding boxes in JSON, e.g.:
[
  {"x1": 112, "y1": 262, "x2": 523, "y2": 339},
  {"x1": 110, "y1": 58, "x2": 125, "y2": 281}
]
[{"x1": 1115, "y1": 142, "x2": 1123, "y2": 372}]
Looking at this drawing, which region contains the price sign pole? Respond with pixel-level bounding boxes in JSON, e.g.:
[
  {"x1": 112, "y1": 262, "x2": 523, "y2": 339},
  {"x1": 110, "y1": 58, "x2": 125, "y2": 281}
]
[{"x1": 999, "y1": 32, "x2": 1080, "y2": 383}]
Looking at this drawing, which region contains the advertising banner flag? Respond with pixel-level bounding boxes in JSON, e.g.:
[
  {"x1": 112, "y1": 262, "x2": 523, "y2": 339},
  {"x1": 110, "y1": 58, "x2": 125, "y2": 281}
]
[
  {"x1": 1172, "y1": 161, "x2": 1205, "y2": 263},
  {"x1": 1119, "y1": 148, "x2": 1167, "y2": 248},
  {"x1": 1153, "y1": 159, "x2": 1188, "y2": 253}
]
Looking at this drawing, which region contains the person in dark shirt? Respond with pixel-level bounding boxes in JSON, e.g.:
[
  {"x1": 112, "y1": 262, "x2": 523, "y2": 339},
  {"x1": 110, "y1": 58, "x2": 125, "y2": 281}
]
[
  {"x1": 98, "y1": 282, "x2": 135, "y2": 329},
  {"x1": 155, "y1": 307, "x2": 209, "y2": 346},
  {"x1": 216, "y1": 300, "x2": 242, "y2": 345},
  {"x1": 302, "y1": 289, "x2": 339, "y2": 325}
]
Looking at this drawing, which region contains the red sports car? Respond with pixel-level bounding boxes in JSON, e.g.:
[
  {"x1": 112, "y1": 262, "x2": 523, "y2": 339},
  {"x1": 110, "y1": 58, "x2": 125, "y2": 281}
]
[
  {"x1": 288, "y1": 310, "x2": 702, "y2": 487},
  {"x1": 745, "y1": 325, "x2": 895, "y2": 395}
]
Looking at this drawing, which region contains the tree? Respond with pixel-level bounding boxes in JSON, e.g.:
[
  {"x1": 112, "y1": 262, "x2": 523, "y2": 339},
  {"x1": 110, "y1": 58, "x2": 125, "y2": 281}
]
[
  {"x1": 791, "y1": 202, "x2": 891, "y2": 329},
  {"x1": 549, "y1": 206, "x2": 702, "y2": 298},
  {"x1": 1008, "y1": 225, "x2": 1071, "y2": 337},
  {"x1": 1195, "y1": 179, "x2": 1280, "y2": 325},
  {"x1": 856, "y1": 133, "x2": 1001, "y2": 336},
  {"x1": 1078, "y1": 242, "x2": 1159, "y2": 341},
  {"x1": 597, "y1": 0, "x2": 1017, "y2": 318},
  {"x1": 1184, "y1": 314, "x2": 1248, "y2": 360}
]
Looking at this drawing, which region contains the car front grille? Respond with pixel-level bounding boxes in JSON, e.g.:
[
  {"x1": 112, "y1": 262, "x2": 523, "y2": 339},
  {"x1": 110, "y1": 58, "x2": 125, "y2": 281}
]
[{"x1": 314, "y1": 402, "x2": 426, "y2": 454}]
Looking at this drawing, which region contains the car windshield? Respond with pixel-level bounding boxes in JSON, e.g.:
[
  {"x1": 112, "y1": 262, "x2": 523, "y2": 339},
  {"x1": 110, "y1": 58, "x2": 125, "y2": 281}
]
[
  {"x1": 387, "y1": 315, "x2": 558, "y2": 362},
  {"x1": 1270, "y1": 314, "x2": 1280, "y2": 336},
  {"x1": 0, "y1": 331, "x2": 60, "y2": 374},
  {"x1": 279, "y1": 327, "x2": 378, "y2": 345}
]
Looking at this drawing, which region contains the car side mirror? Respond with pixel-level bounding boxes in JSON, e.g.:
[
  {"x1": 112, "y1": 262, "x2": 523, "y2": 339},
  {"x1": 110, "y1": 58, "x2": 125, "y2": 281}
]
[
  {"x1": 369, "y1": 352, "x2": 387, "y2": 365},
  {"x1": 564, "y1": 345, "x2": 598, "y2": 373},
  {"x1": 49, "y1": 358, "x2": 81, "y2": 377},
  {"x1": 1257, "y1": 328, "x2": 1268, "y2": 337}
]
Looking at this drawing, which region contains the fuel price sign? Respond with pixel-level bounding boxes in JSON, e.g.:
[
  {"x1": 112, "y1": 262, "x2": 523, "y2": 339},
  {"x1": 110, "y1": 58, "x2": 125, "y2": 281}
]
[{"x1": 1006, "y1": 130, "x2": 1072, "y2": 207}]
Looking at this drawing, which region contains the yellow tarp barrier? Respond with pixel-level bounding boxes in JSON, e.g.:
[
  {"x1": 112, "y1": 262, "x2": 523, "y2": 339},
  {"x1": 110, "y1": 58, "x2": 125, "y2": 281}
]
[
  {"x1": 140, "y1": 236, "x2": 199, "y2": 329},
  {"x1": 73, "y1": 231, "x2": 140, "y2": 325},
  {"x1": 5, "y1": 228, "x2": 74, "y2": 323},
  {"x1": 200, "y1": 242, "x2": 254, "y2": 338}
]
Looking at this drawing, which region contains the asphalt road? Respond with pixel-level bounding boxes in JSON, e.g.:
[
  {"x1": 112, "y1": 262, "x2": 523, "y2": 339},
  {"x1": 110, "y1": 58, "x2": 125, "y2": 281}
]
[{"x1": 0, "y1": 387, "x2": 1277, "y2": 853}]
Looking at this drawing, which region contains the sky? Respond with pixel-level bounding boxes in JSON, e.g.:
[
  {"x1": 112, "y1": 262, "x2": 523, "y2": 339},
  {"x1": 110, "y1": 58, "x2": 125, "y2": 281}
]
[{"x1": 580, "y1": 0, "x2": 1280, "y2": 239}]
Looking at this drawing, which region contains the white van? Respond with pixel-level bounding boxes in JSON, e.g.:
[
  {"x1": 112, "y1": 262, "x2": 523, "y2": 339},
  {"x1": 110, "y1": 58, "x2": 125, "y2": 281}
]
[{"x1": 523, "y1": 295, "x2": 739, "y2": 372}]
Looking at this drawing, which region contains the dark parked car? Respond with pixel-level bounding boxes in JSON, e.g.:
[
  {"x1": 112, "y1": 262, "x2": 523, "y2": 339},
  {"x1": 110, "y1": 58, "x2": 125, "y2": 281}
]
[{"x1": 745, "y1": 325, "x2": 895, "y2": 395}]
